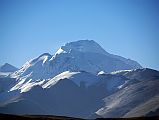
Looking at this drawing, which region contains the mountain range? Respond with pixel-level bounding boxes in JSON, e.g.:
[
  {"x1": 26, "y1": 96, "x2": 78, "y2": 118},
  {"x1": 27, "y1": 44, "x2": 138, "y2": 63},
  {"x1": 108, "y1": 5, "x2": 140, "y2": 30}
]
[{"x1": 0, "y1": 40, "x2": 158, "y2": 119}]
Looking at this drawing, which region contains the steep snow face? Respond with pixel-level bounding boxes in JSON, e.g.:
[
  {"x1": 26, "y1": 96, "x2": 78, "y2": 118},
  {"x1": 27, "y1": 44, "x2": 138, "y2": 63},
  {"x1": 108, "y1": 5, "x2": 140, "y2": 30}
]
[
  {"x1": 0, "y1": 63, "x2": 18, "y2": 72},
  {"x1": 9, "y1": 53, "x2": 53, "y2": 92},
  {"x1": 11, "y1": 40, "x2": 142, "y2": 83},
  {"x1": 43, "y1": 71, "x2": 98, "y2": 88},
  {"x1": 10, "y1": 70, "x2": 125, "y2": 93},
  {"x1": 8, "y1": 40, "x2": 142, "y2": 94},
  {"x1": 9, "y1": 70, "x2": 98, "y2": 93},
  {"x1": 50, "y1": 40, "x2": 141, "y2": 74},
  {"x1": 60, "y1": 40, "x2": 108, "y2": 55},
  {"x1": 11, "y1": 53, "x2": 52, "y2": 80}
]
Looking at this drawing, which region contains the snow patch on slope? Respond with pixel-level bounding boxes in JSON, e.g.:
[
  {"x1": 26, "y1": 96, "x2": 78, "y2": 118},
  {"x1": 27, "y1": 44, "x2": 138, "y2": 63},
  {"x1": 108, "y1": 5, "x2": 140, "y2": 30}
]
[{"x1": 43, "y1": 71, "x2": 98, "y2": 88}]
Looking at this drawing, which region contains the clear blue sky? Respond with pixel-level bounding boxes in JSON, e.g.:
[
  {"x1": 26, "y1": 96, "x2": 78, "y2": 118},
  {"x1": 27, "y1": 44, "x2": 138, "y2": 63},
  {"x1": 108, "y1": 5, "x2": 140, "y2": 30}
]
[{"x1": 0, "y1": 0, "x2": 159, "y2": 70}]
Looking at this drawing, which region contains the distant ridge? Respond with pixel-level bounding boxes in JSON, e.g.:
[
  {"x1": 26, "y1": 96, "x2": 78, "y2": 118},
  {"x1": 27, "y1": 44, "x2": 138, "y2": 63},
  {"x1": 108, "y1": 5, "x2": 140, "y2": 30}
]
[{"x1": 0, "y1": 63, "x2": 18, "y2": 72}]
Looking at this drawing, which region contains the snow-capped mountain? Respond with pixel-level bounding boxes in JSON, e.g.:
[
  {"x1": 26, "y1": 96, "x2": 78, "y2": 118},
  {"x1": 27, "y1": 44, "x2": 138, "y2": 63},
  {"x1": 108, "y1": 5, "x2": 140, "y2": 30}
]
[
  {"x1": 8, "y1": 40, "x2": 142, "y2": 92},
  {"x1": 0, "y1": 40, "x2": 158, "y2": 119},
  {"x1": 11, "y1": 40, "x2": 142, "y2": 80}
]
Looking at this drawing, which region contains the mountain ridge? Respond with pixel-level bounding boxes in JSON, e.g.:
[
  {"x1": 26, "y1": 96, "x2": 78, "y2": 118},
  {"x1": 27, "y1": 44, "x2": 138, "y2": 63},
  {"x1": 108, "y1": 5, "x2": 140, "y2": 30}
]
[
  {"x1": 0, "y1": 63, "x2": 18, "y2": 72},
  {"x1": 0, "y1": 40, "x2": 158, "y2": 119},
  {"x1": 10, "y1": 40, "x2": 142, "y2": 81}
]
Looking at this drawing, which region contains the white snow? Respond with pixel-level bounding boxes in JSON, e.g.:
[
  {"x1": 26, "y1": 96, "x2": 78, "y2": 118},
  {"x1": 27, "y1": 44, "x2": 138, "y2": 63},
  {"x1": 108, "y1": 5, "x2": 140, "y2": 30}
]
[
  {"x1": 55, "y1": 47, "x2": 67, "y2": 55},
  {"x1": 98, "y1": 71, "x2": 106, "y2": 75},
  {"x1": 111, "y1": 70, "x2": 132, "y2": 75},
  {"x1": 43, "y1": 71, "x2": 98, "y2": 88},
  {"x1": 0, "y1": 72, "x2": 11, "y2": 77},
  {"x1": 20, "y1": 79, "x2": 45, "y2": 93},
  {"x1": 10, "y1": 40, "x2": 141, "y2": 84},
  {"x1": 0, "y1": 40, "x2": 158, "y2": 119},
  {"x1": 61, "y1": 40, "x2": 108, "y2": 55},
  {"x1": 43, "y1": 71, "x2": 78, "y2": 88}
]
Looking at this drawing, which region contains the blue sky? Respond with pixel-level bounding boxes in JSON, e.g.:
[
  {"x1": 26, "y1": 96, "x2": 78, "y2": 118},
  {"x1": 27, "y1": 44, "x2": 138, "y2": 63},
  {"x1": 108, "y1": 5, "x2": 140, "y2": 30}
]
[{"x1": 0, "y1": 0, "x2": 159, "y2": 70}]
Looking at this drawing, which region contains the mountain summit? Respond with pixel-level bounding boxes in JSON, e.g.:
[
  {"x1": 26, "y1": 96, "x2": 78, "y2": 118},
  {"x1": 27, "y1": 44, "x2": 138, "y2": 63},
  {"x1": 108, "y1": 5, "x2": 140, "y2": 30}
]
[
  {"x1": 11, "y1": 40, "x2": 142, "y2": 81},
  {"x1": 58, "y1": 40, "x2": 108, "y2": 55},
  {"x1": 0, "y1": 63, "x2": 18, "y2": 72},
  {"x1": 1, "y1": 40, "x2": 158, "y2": 119}
]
